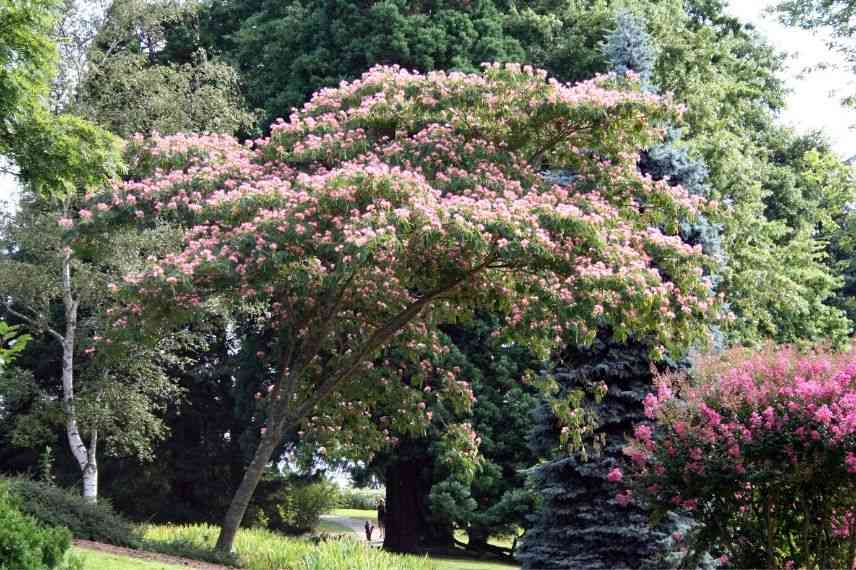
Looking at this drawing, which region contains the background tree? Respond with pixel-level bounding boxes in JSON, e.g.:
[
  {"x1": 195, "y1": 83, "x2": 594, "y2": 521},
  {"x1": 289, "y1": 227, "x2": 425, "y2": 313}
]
[
  {"x1": 361, "y1": 316, "x2": 539, "y2": 556},
  {"x1": 774, "y1": 0, "x2": 856, "y2": 108},
  {"x1": 0, "y1": 322, "x2": 30, "y2": 370},
  {"x1": 68, "y1": 0, "x2": 257, "y2": 137},
  {"x1": 0, "y1": 194, "x2": 188, "y2": 502},
  {"x1": 0, "y1": 0, "x2": 58, "y2": 161}
]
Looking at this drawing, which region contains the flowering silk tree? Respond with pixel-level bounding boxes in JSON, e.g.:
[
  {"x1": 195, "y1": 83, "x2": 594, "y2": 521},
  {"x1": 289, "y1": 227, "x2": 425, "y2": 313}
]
[{"x1": 75, "y1": 64, "x2": 719, "y2": 552}]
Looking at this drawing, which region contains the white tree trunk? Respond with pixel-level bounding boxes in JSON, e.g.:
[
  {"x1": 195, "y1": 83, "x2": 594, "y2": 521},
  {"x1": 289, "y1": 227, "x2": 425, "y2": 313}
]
[{"x1": 60, "y1": 250, "x2": 98, "y2": 503}]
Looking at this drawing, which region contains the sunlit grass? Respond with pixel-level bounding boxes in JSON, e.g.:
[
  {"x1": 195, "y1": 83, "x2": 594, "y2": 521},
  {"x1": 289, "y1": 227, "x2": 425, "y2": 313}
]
[
  {"x1": 142, "y1": 523, "x2": 434, "y2": 570},
  {"x1": 72, "y1": 547, "x2": 184, "y2": 570}
]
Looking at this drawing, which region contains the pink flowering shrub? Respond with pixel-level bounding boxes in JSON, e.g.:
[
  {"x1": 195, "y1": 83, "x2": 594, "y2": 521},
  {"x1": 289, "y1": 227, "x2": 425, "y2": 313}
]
[{"x1": 618, "y1": 344, "x2": 856, "y2": 569}]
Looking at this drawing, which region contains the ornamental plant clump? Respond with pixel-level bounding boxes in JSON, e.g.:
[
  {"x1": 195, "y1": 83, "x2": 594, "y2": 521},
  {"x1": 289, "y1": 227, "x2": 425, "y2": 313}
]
[
  {"x1": 616, "y1": 344, "x2": 856, "y2": 569},
  {"x1": 72, "y1": 63, "x2": 720, "y2": 550}
]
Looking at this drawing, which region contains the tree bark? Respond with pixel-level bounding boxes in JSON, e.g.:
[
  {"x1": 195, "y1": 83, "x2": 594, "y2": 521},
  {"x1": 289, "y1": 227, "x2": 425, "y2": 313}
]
[
  {"x1": 383, "y1": 456, "x2": 425, "y2": 553},
  {"x1": 467, "y1": 526, "x2": 491, "y2": 553},
  {"x1": 383, "y1": 449, "x2": 454, "y2": 553},
  {"x1": 60, "y1": 251, "x2": 99, "y2": 502},
  {"x1": 215, "y1": 422, "x2": 281, "y2": 552}
]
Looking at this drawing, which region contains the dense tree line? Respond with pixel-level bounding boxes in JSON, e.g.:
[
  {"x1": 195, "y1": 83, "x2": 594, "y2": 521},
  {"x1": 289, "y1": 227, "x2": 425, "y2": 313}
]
[{"x1": 1, "y1": 0, "x2": 855, "y2": 567}]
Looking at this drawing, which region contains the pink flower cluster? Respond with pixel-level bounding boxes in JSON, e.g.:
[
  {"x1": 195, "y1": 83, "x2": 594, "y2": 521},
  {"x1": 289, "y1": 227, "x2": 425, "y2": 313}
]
[
  {"x1": 75, "y1": 65, "x2": 721, "y2": 464},
  {"x1": 618, "y1": 343, "x2": 856, "y2": 568}
]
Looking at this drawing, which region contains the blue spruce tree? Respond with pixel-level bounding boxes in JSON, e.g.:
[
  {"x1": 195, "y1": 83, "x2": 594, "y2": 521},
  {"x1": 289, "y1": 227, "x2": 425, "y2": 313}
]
[
  {"x1": 517, "y1": 11, "x2": 721, "y2": 569},
  {"x1": 601, "y1": 11, "x2": 657, "y2": 86}
]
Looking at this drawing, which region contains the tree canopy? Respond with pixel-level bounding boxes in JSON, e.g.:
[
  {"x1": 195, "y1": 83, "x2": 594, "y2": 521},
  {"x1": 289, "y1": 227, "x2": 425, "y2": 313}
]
[{"x1": 75, "y1": 63, "x2": 719, "y2": 550}]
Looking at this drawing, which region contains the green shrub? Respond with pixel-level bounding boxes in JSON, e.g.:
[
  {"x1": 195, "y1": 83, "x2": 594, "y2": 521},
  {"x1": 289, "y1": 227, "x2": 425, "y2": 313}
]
[
  {"x1": 6, "y1": 478, "x2": 140, "y2": 548},
  {"x1": 248, "y1": 477, "x2": 340, "y2": 535},
  {"x1": 338, "y1": 487, "x2": 384, "y2": 510},
  {"x1": 0, "y1": 482, "x2": 72, "y2": 570}
]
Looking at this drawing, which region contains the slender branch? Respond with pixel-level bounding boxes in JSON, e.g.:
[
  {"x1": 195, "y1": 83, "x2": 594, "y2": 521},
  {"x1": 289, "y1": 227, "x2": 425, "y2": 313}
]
[
  {"x1": 5, "y1": 304, "x2": 64, "y2": 342},
  {"x1": 528, "y1": 122, "x2": 594, "y2": 166}
]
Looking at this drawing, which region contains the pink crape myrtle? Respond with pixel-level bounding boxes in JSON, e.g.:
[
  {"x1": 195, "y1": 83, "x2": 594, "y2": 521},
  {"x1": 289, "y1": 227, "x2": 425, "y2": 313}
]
[
  {"x1": 616, "y1": 344, "x2": 856, "y2": 569},
  {"x1": 73, "y1": 64, "x2": 719, "y2": 552}
]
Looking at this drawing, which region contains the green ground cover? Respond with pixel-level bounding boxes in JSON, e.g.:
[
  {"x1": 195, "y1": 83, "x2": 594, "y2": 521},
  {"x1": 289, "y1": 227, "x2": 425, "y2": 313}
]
[
  {"x1": 316, "y1": 519, "x2": 354, "y2": 534},
  {"x1": 72, "y1": 548, "x2": 184, "y2": 570},
  {"x1": 140, "y1": 523, "x2": 519, "y2": 570},
  {"x1": 330, "y1": 508, "x2": 377, "y2": 522},
  {"x1": 142, "y1": 523, "x2": 433, "y2": 570}
]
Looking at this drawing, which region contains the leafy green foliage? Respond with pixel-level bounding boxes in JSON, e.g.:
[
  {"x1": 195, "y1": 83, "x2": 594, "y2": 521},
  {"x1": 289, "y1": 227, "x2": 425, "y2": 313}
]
[
  {"x1": 74, "y1": 0, "x2": 257, "y2": 137},
  {"x1": 0, "y1": 0, "x2": 59, "y2": 153},
  {"x1": 338, "y1": 487, "x2": 384, "y2": 510},
  {"x1": 6, "y1": 478, "x2": 141, "y2": 548},
  {"x1": 11, "y1": 111, "x2": 123, "y2": 198},
  {"x1": 247, "y1": 475, "x2": 341, "y2": 535},
  {"x1": 196, "y1": 0, "x2": 527, "y2": 129},
  {"x1": 0, "y1": 321, "x2": 30, "y2": 369},
  {"x1": 0, "y1": 481, "x2": 73, "y2": 570}
]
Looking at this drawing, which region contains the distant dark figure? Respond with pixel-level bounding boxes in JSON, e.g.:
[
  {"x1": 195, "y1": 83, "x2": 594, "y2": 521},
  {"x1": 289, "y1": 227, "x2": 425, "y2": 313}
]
[
  {"x1": 376, "y1": 499, "x2": 386, "y2": 538},
  {"x1": 364, "y1": 520, "x2": 374, "y2": 541}
]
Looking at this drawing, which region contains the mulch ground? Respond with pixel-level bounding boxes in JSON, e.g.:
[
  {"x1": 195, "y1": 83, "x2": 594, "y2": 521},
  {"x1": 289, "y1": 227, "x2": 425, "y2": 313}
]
[{"x1": 73, "y1": 539, "x2": 236, "y2": 570}]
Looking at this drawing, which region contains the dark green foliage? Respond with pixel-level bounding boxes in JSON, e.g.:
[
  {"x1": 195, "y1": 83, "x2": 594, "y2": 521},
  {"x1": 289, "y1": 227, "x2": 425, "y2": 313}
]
[
  {"x1": 246, "y1": 475, "x2": 340, "y2": 535},
  {"x1": 193, "y1": 0, "x2": 529, "y2": 128},
  {"x1": 442, "y1": 317, "x2": 540, "y2": 550},
  {"x1": 6, "y1": 478, "x2": 140, "y2": 548},
  {"x1": 0, "y1": 482, "x2": 72, "y2": 570},
  {"x1": 99, "y1": 323, "x2": 279, "y2": 524},
  {"x1": 516, "y1": 338, "x2": 687, "y2": 570},
  {"x1": 338, "y1": 487, "x2": 384, "y2": 510},
  {"x1": 370, "y1": 316, "x2": 538, "y2": 554}
]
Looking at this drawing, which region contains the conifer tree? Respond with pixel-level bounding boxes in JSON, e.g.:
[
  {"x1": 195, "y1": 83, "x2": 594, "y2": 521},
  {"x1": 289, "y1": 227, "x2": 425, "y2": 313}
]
[{"x1": 517, "y1": 13, "x2": 719, "y2": 568}]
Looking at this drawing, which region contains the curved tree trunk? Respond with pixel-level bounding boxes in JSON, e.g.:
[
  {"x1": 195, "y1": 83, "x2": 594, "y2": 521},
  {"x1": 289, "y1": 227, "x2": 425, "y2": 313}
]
[{"x1": 215, "y1": 423, "x2": 280, "y2": 552}]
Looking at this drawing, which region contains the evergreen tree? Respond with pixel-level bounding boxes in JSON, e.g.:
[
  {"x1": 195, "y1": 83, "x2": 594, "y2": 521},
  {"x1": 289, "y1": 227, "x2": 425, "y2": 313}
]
[
  {"x1": 516, "y1": 337, "x2": 694, "y2": 569},
  {"x1": 601, "y1": 10, "x2": 657, "y2": 86},
  {"x1": 518, "y1": 13, "x2": 719, "y2": 568}
]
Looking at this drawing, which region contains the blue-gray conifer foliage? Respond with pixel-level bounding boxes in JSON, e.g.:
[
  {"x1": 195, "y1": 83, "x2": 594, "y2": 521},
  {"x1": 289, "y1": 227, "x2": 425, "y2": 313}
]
[{"x1": 602, "y1": 10, "x2": 657, "y2": 85}]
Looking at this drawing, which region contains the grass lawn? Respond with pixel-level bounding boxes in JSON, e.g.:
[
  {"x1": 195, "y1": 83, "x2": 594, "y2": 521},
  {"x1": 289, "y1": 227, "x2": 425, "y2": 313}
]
[
  {"x1": 316, "y1": 519, "x2": 354, "y2": 533},
  {"x1": 330, "y1": 507, "x2": 377, "y2": 522},
  {"x1": 142, "y1": 523, "x2": 433, "y2": 569},
  {"x1": 140, "y1": 522, "x2": 519, "y2": 570},
  {"x1": 72, "y1": 548, "x2": 184, "y2": 570},
  {"x1": 432, "y1": 558, "x2": 519, "y2": 570}
]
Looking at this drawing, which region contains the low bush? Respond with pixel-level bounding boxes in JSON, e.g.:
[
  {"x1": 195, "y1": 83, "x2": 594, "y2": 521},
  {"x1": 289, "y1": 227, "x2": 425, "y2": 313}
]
[
  {"x1": 142, "y1": 523, "x2": 435, "y2": 570},
  {"x1": 6, "y1": 478, "x2": 141, "y2": 548},
  {"x1": 247, "y1": 476, "x2": 340, "y2": 535},
  {"x1": 0, "y1": 482, "x2": 73, "y2": 570},
  {"x1": 617, "y1": 344, "x2": 856, "y2": 569},
  {"x1": 338, "y1": 487, "x2": 384, "y2": 510}
]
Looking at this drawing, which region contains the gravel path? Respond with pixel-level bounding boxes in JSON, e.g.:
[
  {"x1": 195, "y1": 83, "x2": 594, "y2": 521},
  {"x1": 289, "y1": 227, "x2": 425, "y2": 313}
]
[
  {"x1": 73, "y1": 539, "x2": 235, "y2": 569},
  {"x1": 320, "y1": 515, "x2": 384, "y2": 545}
]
